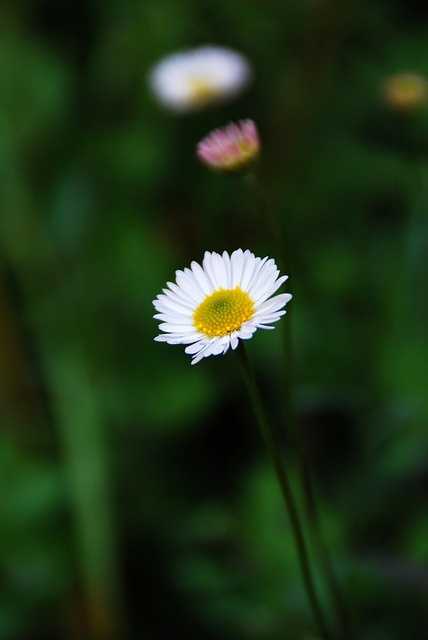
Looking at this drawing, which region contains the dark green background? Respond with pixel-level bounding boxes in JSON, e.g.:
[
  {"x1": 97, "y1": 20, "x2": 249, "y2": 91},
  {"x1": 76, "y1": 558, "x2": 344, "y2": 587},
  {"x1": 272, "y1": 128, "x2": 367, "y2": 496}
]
[{"x1": 1, "y1": 0, "x2": 428, "y2": 638}]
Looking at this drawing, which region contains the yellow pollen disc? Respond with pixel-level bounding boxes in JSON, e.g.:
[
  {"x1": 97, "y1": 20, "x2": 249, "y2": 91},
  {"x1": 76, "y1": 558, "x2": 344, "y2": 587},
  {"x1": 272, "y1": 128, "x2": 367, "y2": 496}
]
[
  {"x1": 188, "y1": 78, "x2": 220, "y2": 105},
  {"x1": 193, "y1": 286, "x2": 255, "y2": 338},
  {"x1": 237, "y1": 139, "x2": 250, "y2": 153}
]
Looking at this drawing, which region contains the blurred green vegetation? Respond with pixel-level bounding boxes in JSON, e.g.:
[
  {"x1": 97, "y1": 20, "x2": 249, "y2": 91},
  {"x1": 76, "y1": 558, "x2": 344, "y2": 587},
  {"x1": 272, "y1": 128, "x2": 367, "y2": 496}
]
[{"x1": 1, "y1": 0, "x2": 428, "y2": 638}]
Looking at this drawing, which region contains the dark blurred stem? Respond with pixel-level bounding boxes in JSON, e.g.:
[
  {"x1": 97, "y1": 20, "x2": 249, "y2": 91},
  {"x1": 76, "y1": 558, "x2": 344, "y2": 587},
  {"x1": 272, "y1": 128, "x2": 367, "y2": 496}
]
[
  {"x1": 250, "y1": 174, "x2": 284, "y2": 260},
  {"x1": 250, "y1": 174, "x2": 355, "y2": 640},
  {"x1": 249, "y1": 172, "x2": 295, "y2": 426},
  {"x1": 236, "y1": 342, "x2": 332, "y2": 640}
]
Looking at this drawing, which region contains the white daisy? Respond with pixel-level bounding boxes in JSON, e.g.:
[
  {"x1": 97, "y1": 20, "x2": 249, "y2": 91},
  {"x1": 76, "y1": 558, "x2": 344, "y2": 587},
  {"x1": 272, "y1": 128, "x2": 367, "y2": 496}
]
[
  {"x1": 153, "y1": 249, "x2": 292, "y2": 365},
  {"x1": 149, "y1": 46, "x2": 252, "y2": 112}
]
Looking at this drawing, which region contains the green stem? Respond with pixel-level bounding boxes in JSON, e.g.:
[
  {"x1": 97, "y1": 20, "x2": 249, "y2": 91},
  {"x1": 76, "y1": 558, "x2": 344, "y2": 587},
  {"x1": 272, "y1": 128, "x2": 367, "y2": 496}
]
[
  {"x1": 299, "y1": 455, "x2": 355, "y2": 640},
  {"x1": 249, "y1": 172, "x2": 296, "y2": 431},
  {"x1": 250, "y1": 174, "x2": 355, "y2": 640},
  {"x1": 236, "y1": 342, "x2": 332, "y2": 640},
  {"x1": 249, "y1": 172, "x2": 296, "y2": 430}
]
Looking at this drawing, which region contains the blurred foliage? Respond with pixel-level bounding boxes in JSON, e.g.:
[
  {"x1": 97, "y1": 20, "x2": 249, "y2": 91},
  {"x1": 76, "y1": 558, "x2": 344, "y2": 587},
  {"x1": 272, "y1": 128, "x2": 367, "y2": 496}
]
[{"x1": 1, "y1": 0, "x2": 428, "y2": 639}]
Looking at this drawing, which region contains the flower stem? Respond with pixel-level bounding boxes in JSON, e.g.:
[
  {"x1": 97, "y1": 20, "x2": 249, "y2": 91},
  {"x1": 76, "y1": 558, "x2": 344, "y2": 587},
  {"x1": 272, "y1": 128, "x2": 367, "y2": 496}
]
[
  {"x1": 250, "y1": 173, "x2": 355, "y2": 640},
  {"x1": 250, "y1": 174, "x2": 285, "y2": 264},
  {"x1": 236, "y1": 342, "x2": 333, "y2": 640}
]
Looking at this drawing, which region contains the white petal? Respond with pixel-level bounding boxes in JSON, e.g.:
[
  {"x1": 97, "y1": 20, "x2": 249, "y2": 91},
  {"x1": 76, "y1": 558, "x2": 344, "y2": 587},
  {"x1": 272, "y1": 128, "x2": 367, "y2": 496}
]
[
  {"x1": 158, "y1": 322, "x2": 196, "y2": 333},
  {"x1": 166, "y1": 281, "x2": 195, "y2": 303},
  {"x1": 203, "y1": 251, "x2": 222, "y2": 290},
  {"x1": 154, "y1": 298, "x2": 194, "y2": 315},
  {"x1": 158, "y1": 290, "x2": 195, "y2": 311},
  {"x1": 221, "y1": 251, "x2": 232, "y2": 288},
  {"x1": 155, "y1": 333, "x2": 200, "y2": 344},
  {"x1": 240, "y1": 251, "x2": 258, "y2": 290},
  {"x1": 154, "y1": 313, "x2": 193, "y2": 324},
  {"x1": 202, "y1": 339, "x2": 223, "y2": 358},
  {"x1": 185, "y1": 339, "x2": 208, "y2": 354},
  {"x1": 183, "y1": 267, "x2": 206, "y2": 297},
  {"x1": 256, "y1": 270, "x2": 287, "y2": 301},
  {"x1": 254, "y1": 293, "x2": 291, "y2": 315},
  {"x1": 230, "y1": 336, "x2": 239, "y2": 350},
  {"x1": 237, "y1": 324, "x2": 257, "y2": 336},
  {"x1": 200, "y1": 252, "x2": 214, "y2": 288},
  {"x1": 228, "y1": 249, "x2": 241, "y2": 286},
  {"x1": 239, "y1": 332, "x2": 255, "y2": 340},
  {"x1": 248, "y1": 262, "x2": 276, "y2": 299},
  {"x1": 212, "y1": 339, "x2": 229, "y2": 355},
  {"x1": 246, "y1": 256, "x2": 271, "y2": 293},
  {"x1": 212, "y1": 252, "x2": 228, "y2": 288},
  {"x1": 190, "y1": 340, "x2": 217, "y2": 364},
  {"x1": 176, "y1": 270, "x2": 205, "y2": 303},
  {"x1": 254, "y1": 324, "x2": 276, "y2": 330},
  {"x1": 191, "y1": 352, "x2": 206, "y2": 365},
  {"x1": 253, "y1": 313, "x2": 285, "y2": 326},
  {"x1": 190, "y1": 261, "x2": 212, "y2": 295},
  {"x1": 251, "y1": 272, "x2": 285, "y2": 304}
]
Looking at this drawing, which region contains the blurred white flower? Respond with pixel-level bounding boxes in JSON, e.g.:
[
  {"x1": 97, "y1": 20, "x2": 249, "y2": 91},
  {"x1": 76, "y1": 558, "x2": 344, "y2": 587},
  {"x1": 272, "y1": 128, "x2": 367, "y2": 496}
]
[
  {"x1": 149, "y1": 46, "x2": 252, "y2": 112},
  {"x1": 153, "y1": 249, "x2": 291, "y2": 365}
]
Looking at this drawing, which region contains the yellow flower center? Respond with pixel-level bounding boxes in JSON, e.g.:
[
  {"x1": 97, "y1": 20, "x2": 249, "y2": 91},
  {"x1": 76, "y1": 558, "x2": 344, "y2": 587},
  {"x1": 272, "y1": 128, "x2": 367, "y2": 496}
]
[
  {"x1": 193, "y1": 286, "x2": 255, "y2": 338},
  {"x1": 188, "y1": 77, "x2": 220, "y2": 106},
  {"x1": 237, "y1": 138, "x2": 251, "y2": 153}
]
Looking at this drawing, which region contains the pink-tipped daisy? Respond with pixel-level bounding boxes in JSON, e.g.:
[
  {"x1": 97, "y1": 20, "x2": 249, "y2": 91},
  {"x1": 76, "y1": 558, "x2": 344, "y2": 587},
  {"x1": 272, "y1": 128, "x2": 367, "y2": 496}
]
[
  {"x1": 197, "y1": 120, "x2": 260, "y2": 174},
  {"x1": 149, "y1": 46, "x2": 251, "y2": 113},
  {"x1": 153, "y1": 249, "x2": 292, "y2": 365}
]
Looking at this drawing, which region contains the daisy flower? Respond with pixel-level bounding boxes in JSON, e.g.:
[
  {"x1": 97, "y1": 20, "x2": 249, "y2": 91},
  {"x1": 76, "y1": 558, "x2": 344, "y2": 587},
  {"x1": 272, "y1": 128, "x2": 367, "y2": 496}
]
[
  {"x1": 149, "y1": 46, "x2": 251, "y2": 112},
  {"x1": 381, "y1": 71, "x2": 428, "y2": 113},
  {"x1": 197, "y1": 119, "x2": 260, "y2": 174},
  {"x1": 153, "y1": 249, "x2": 291, "y2": 365}
]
